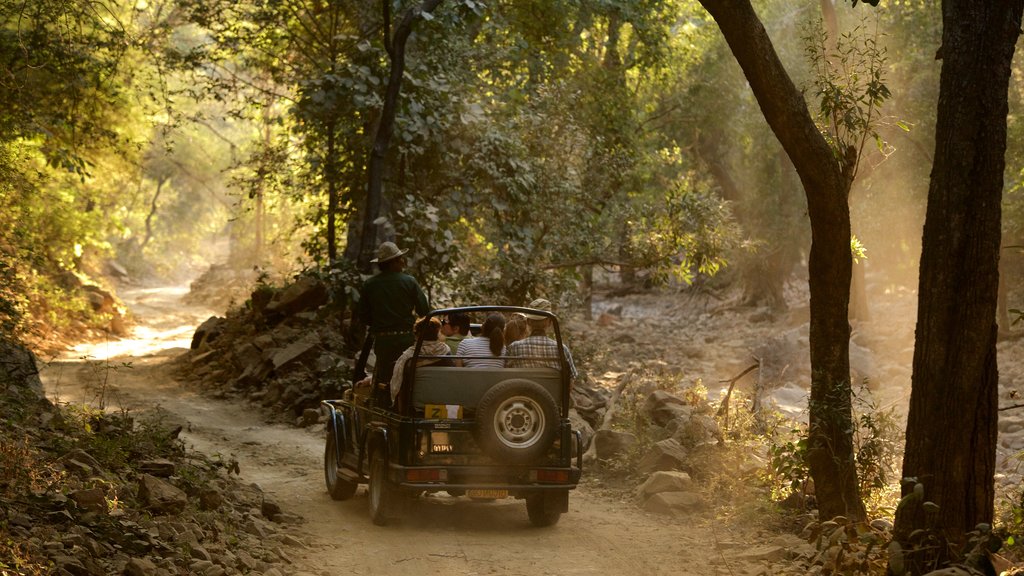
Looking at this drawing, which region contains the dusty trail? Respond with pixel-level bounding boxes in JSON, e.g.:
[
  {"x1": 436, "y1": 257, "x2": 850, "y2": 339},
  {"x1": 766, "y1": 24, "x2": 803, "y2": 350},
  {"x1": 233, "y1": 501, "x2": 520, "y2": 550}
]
[{"x1": 38, "y1": 285, "x2": 734, "y2": 576}]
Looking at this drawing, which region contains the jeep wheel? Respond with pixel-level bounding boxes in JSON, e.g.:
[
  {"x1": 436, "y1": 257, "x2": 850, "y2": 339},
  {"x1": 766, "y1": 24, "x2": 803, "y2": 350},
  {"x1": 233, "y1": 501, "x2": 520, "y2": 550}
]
[
  {"x1": 325, "y1": 434, "x2": 357, "y2": 501},
  {"x1": 368, "y1": 445, "x2": 396, "y2": 525},
  {"x1": 526, "y1": 493, "x2": 562, "y2": 527},
  {"x1": 476, "y1": 379, "x2": 558, "y2": 465}
]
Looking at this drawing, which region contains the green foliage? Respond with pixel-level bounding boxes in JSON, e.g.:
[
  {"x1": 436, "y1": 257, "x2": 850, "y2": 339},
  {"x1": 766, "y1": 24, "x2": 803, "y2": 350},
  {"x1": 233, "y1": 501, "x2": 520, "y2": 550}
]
[
  {"x1": 803, "y1": 19, "x2": 894, "y2": 176},
  {"x1": 766, "y1": 423, "x2": 811, "y2": 499}
]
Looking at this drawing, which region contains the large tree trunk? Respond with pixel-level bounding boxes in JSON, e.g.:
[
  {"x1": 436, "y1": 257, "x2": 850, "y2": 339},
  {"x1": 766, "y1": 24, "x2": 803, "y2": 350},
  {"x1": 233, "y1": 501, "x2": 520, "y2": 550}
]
[
  {"x1": 356, "y1": 0, "x2": 444, "y2": 271},
  {"x1": 699, "y1": 0, "x2": 865, "y2": 521},
  {"x1": 893, "y1": 0, "x2": 1021, "y2": 562}
]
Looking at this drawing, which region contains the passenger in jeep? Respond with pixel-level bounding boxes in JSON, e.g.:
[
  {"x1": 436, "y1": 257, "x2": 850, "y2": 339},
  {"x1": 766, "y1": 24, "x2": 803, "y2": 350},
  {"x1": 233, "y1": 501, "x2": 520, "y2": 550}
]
[
  {"x1": 504, "y1": 299, "x2": 578, "y2": 380},
  {"x1": 389, "y1": 317, "x2": 452, "y2": 405},
  {"x1": 455, "y1": 312, "x2": 506, "y2": 368}
]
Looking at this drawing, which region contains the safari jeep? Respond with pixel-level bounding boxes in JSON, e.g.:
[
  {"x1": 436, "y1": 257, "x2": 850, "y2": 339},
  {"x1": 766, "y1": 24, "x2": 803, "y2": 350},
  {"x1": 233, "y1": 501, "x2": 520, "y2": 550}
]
[{"x1": 321, "y1": 305, "x2": 583, "y2": 526}]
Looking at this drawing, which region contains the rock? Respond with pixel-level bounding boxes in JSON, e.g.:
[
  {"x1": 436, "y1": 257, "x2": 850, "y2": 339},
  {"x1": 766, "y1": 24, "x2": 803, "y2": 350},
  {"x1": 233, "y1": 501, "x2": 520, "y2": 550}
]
[
  {"x1": 270, "y1": 334, "x2": 322, "y2": 371},
  {"x1": 139, "y1": 459, "x2": 176, "y2": 477},
  {"x1": 637, "y1": 438, "x2": 689, "y2": 474},
  {"x1": 567, "y1": 409, "x2": 595, "y2": 450},
  {"x1": 265, "y1": 276, "x2": 328, "y2": 317},
  {"x1": 199, "y1": 488, "x2": 223, "y2": 511},
  {"x1": 298, "y1": 408, "x2": 320, "y2": 427},
  {"x1": 593, "y1": 429, "x2": 638, "y2": 460},
  {"x1": 191, "y1": 317, "x2": 226, "y2": 350},
  {"x1": 670, "y1": 413, "x2": 722, "y2": 447},
  {"x1": 0, "y1": 337, "x2": 44, "y2": 398},
  {"x1": 137, "y1": 474, "x2": 188, "y2": 515},
  {"x1": 643, "y1": 390, "x2": 692, "y2": 427},
  {"x1": 71, "y1": 488, "x2": 108, "y2": 514},
  {"x1": 83, "y1": 285, "x2": 116, "y2": 314},
  {"x1": 123, "y1": 557, "x2": 158, "y2": 576},
  {"x1": 734, "y1": 544, "x2": 787, "y2": 562},
  {"x1": 640, "y1": 491, "x2": 704, "y2": 515},
  {"x1": 261, "y1": 499, "x2": 282, "y2": 519},
  {"x1": 636, "y1": 471, "x2": 694, "y2": 500}
]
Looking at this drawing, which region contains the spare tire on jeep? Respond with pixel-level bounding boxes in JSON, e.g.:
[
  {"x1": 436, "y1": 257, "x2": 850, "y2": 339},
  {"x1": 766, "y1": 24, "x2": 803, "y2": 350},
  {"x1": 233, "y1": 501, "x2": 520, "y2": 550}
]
[{"x1": 475, "y1": 379, "x2": 558, "y2": 465}]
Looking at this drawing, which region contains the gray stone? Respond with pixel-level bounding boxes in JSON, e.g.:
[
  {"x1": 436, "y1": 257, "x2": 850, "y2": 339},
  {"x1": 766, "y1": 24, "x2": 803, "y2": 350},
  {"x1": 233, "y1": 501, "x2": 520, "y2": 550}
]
[
  {"x1": 71, "y1": 488, "x2": 107, "y2": 514},
  {"x1": 567, "y1": 409, "x2": 595, "y2": 450},
  {"x1": 640, "y1": 491, "x2": 704, "y2": 515},
  {"x1": 139, "y1": 459, "x2": 175, "y2": 477},
  {"x1": 270, "y1": 334, "x2": 321, "y2": 371},
  {"x1": 199, "y1": 488, "x2": 223, "y2": 511},
  {"x1": 637, "y1": 438, "x2": 689, "y2": 474},
  {"x1": 265, "y1": 276, "x2": 328, "y2": 317},
  {"x1": 123, "y1": 557, "x2": 158, "y2": 576},
  {"x1": 138, "y1": 474, "x2": 188, "y2": 515},
  {"x1": 636, "y1": 471, "x2": 694, "y2": 500},
  {"x1": 191, "y1": 316, "x2": 226, "y2": 350},
  {"x1": 734, "y1": 544, "x2": 787, "y2": 562},
  {"x1": 593, "y1": 429, "x2": 638, "y2": 460},
  {"x1": 643, "y1": 390, "x2": 693, "y2": 427}
]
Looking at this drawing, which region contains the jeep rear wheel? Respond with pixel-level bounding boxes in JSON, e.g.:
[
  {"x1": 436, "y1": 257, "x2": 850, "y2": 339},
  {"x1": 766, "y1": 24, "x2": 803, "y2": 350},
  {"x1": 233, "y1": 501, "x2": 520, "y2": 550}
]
[
  {"x1": 325, "y1": 433, "x2": 357, "y2": 501},
  {"x1": 526, "y1": 493, "x2": 563, "y2": 527},
  {"x1": 476, "y1": 379, "x2": 558, "y2": 465},
  {"x1": 368, "y1": 445, "x2": 396, "y2": 525}
]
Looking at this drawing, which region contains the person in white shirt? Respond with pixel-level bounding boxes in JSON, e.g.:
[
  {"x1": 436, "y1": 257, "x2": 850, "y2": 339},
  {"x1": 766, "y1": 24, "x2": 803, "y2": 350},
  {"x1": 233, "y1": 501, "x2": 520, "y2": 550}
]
[{"x1": 456, "y1": 313, "x2": 506, "y2": 368}]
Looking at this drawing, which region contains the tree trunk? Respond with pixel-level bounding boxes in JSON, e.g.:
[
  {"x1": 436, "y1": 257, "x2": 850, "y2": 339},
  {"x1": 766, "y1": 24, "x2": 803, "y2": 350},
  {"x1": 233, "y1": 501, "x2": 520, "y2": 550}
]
[
  {"x1": 893, "y1": 0, "x2": 1021, "y2": 562},
  {"x1": 698, "y1": 0, "x2": 865, "y2": 521},
  {"x1": 140, "y1": 177, "x2": 165, "y2": 249},
  {"x1": 326, "y1": 123, "x2": 338, "y2": 262},
  {"x1": 849, "y1": 257, "x2": 870, "y2": 322},
  {"x1": 357, "y1": 0, "x2": 444, "y2": 271}
]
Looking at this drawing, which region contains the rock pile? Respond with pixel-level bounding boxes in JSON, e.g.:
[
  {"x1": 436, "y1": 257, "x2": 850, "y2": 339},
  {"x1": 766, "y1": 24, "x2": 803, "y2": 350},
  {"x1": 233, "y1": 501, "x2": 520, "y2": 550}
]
[
  {"x1": 178, "y1": 273, "x2": 350, "y2": 425},
  {"x1": 0, "y1": 337, "x2": 302, "y2": 576}
]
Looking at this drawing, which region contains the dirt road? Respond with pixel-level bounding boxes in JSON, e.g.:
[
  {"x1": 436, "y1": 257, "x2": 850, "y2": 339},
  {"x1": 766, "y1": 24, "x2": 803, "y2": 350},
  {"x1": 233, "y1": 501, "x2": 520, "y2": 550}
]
[{"x1": 38, "y1": 286, "x2": 738, "y2": 576}]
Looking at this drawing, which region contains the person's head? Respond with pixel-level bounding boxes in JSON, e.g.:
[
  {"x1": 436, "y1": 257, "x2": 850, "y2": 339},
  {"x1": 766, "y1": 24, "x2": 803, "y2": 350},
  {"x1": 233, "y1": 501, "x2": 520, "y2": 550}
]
[
  {"x1": 524, "y1": 298, "x2": 552, "y2": 335},
  {"x1": 372, "y1": 241, "x2": 408, "y2": 272},
  {"x1": 441, "y1": 312, "x2": 471, "y2": 337},
  {"x1": 414, "y1": 316, "x2": 442, "y2": 341},
  {"x1": 504, "y1": 312, "x2": 528, "y2": 345},
  {"x1": 480, "y1": 313, "x2": 506, "y2": 356}
]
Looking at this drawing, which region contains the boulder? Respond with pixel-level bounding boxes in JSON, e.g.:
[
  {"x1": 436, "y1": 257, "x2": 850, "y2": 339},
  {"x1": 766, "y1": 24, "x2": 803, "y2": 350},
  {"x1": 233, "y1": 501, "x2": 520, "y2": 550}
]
[
  {"x1": 265, "y1": 276, "x2": 328, "y2": 317},
  {"x1": 635, "y1": 471, "x2": 694, "y2": 500},
  {"x1": 139, "y1": 459, "x2": 176, "y2": 478},
  {"x1": 71, "y1": 488, "x2": 107, "y2": 514},
  {"x1": 637, "y1": 438, "x2": 688, "y2": 474},
  {"x1": 643, "y1": 390, "x2": 692, "y2": 427},
  {"x1": 271, "y1": 334, "x2": 322, "y2": 371},
  {"x1": 138, "y1": 474, "x2": 188, "y2": 514},
  {"x1": 0, "y1": 337, "x2": 43, "y2": 398},
  {"x1": 191, "y1": 317, "x2": 226, "y2": 350},
  {"x1": 567, "y1": 409, "x2": 594, "y2": 450},
  {"x1": 640, "y1": 491, "x2": 704, "y2": 515},
  {"x1": 593, "y1": 429, "x2": 638, "y2": 460}
]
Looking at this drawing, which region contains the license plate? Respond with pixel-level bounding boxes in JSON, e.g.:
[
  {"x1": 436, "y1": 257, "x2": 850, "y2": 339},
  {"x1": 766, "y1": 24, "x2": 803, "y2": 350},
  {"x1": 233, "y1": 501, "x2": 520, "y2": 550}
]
[
  {"x1": 466, "y1": 489, "x2": 508, "y2": 500},
  {"x1": 425, "y1": 404, "x2": 463, "y2": 419}
]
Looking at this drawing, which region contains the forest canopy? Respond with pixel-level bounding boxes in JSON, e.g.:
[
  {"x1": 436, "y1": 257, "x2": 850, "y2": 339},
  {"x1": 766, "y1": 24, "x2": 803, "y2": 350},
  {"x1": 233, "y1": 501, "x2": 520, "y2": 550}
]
[{"x1": 0, "y1": 0, "x2": 1021, "y2": 342}]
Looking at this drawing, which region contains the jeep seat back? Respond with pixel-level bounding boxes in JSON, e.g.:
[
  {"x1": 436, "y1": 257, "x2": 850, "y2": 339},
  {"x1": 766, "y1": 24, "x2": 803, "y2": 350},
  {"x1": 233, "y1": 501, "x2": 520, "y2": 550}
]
[{"x1": 411, "y1": 366, "x2": 562, "y2": 411}]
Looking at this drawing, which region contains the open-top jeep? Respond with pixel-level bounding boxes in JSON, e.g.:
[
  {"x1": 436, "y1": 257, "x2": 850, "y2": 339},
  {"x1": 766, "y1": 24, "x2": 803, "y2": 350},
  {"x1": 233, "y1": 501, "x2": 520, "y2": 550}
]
[{"x1": 321, "y1": 305, "x2": 583, "y2": 526}]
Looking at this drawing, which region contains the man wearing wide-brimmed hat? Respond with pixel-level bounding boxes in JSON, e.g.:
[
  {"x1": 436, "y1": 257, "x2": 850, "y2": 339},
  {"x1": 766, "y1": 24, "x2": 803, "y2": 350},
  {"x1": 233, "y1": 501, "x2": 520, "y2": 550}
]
[
  {"x1": 358, "y1": 241, "x2": 430, "y2": 402},
  {"x1": 505, "y1": 298, "x2": 578, "y2": 380}
]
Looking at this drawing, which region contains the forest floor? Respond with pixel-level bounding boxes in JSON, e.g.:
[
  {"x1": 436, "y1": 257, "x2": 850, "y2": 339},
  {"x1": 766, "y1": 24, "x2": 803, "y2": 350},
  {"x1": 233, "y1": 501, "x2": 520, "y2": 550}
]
[{"x1": 35, "y1": 277, "x2": 1024, "y2": 575}]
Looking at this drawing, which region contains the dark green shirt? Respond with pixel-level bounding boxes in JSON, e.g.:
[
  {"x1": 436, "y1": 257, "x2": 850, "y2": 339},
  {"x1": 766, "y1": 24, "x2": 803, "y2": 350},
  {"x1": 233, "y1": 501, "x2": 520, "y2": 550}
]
[{"x1": 358, "y1": 271, "x2": 430, "y2": 334}]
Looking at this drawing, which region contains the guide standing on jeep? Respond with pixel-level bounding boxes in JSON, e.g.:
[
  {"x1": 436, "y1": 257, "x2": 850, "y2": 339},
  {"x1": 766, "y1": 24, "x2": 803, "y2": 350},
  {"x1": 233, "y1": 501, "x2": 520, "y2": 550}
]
[{"x1": 358, "y1": 241, "x2": 430, "y2": 403}]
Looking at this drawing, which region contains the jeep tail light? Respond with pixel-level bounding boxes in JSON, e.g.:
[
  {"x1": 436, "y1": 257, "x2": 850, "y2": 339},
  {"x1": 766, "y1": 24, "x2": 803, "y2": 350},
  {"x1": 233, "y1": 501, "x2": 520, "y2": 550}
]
[
  {"x1": 529, "y1": 469, "x2": 569, "y2": 483},
  {"x1": 406, "y1": 469, "x2": 448, "y2": 482}
]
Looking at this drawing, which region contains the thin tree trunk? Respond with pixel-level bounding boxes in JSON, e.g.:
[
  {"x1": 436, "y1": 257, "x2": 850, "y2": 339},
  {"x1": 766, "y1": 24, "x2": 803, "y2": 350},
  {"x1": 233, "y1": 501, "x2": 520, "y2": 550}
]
[
  {"x1": 893, "y1": 0, "x2": 1021, "y2": 562},
  {"x1": 140, "y1": 178, "x2": 165, "y2": 249},
  {"x1": 326, "y1": 123, "x2": 338, "y2": 262},
  {"x1": 698, "y1": 0, "x2": 865, "y2": 521},
  {"x1": 357, "y1": 0, "x2": 444, "y2": 271}
]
